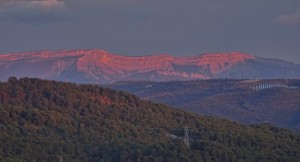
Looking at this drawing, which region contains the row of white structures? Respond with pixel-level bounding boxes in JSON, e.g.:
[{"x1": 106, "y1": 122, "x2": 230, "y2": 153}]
[{"x1": 251, "y1": 84, "x2": 298, "y2": 90}]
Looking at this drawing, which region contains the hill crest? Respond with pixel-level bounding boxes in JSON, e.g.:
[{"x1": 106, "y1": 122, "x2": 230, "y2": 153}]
[{"x1": 0, "y1": 49, "x2": 299, "y2": 83}]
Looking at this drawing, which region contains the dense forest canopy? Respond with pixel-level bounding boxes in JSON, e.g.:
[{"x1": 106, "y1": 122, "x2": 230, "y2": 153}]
[{"x1": 0, "y1": 77, "x2": 299, "y2": 162}]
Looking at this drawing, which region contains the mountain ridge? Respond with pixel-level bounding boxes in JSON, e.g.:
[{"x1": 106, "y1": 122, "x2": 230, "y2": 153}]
[{"x1": 0, "y1": 49, "x2": 299, "y2": 83}]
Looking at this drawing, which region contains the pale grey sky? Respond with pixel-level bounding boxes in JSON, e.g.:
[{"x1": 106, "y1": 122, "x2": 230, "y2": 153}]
[{"x1": 0, "y1": 0, "x2": 299, "y2": 62}]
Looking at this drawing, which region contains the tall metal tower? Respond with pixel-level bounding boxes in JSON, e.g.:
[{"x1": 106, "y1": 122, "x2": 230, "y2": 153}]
[{"x1": 183, "y1": 126, "x2": 190, "y2": 148}]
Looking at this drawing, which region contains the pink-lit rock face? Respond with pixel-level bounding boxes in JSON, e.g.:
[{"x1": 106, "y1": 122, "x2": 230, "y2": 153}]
[
  {"x1": 0, "y1": 49, "x2": 259, "y2": 83},
  {"x1": 74, "y1": 50, "x2": 255, "y2": 80}
]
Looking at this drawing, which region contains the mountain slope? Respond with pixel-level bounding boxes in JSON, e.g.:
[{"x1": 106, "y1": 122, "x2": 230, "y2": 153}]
[
  {"x1": 108, "y1": 79, "x2": 300, "y2": 132},
  {"x1": 1, "y1": 49, "x2": 300, "y2": 83},
  {"x1": 0, "y1": 77, "x2": 300, "y2": 161}
]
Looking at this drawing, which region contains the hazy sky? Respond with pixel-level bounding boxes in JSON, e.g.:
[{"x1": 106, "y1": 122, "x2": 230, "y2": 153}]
[{"x1": 0, "y1": 0, "x2": 299, "y2": 62}]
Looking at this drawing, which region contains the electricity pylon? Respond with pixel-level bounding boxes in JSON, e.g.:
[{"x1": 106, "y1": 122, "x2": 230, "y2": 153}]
[{"x1": 183, "y1": 126, "x2": 190, "y2": 148}]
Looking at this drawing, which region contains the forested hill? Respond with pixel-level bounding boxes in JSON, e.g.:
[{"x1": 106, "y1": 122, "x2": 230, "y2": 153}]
[
  {"x1": 108, "y1": 79, "x2": 300, "y2": 131},
  {"x1": 0, "y1": 78, "x2": 299, "y2": 162}
]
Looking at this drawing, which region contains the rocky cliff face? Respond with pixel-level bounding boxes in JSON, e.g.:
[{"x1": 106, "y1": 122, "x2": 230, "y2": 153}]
[{"x1": 0, "y1": 49, "x2": 299, "y2": 83}]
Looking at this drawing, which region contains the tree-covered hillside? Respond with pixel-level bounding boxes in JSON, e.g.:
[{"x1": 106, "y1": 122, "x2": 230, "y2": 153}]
[
  {"x1": 108, "y1": 79, "x2": 300, "y2": 131},
  {"x1": 0, "y1": 78, "x2": 299, "y2": 162}
]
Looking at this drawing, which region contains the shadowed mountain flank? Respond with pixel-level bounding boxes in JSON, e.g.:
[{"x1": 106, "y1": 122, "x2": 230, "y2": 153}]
[{"x1": 108, "y1": 79, "x2": 300, "y2": 132}]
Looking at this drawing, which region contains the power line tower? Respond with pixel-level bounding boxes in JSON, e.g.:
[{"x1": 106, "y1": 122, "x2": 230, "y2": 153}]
[{"x1": 183, "y1": 126, "x2": 190, "y2": 148}]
